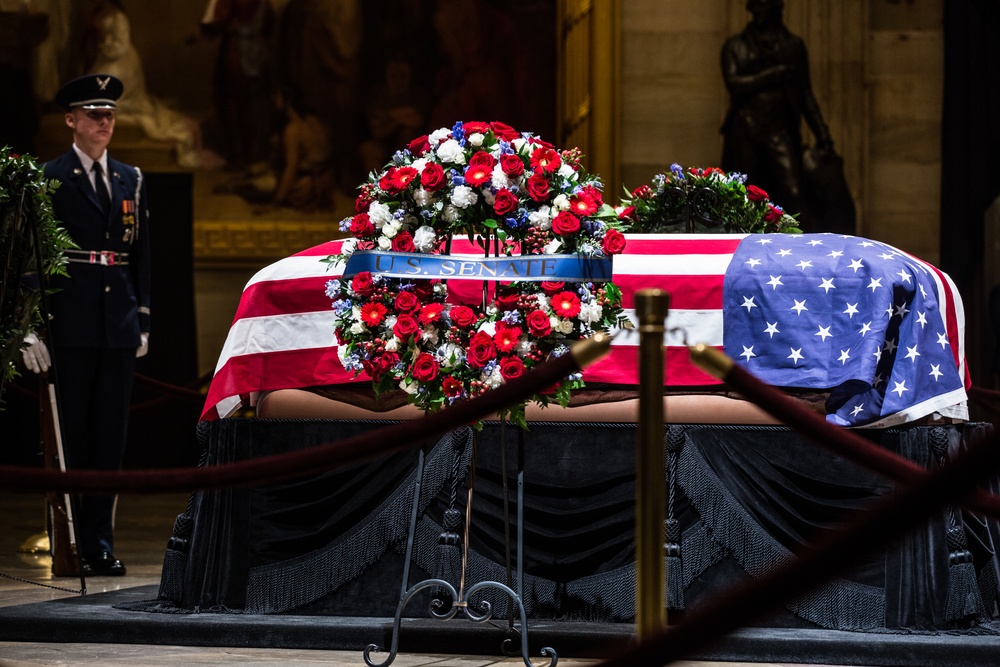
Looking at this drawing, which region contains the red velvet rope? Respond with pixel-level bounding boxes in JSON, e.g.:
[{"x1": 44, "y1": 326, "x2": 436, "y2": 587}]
[{"x1": 0, "y1": 349, "x2": 584, "y2": 494}]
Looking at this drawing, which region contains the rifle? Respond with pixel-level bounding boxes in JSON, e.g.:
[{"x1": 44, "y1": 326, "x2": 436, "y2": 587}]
[{"x1": 39, "y1": 369, "x2": 79, "y2": 577}]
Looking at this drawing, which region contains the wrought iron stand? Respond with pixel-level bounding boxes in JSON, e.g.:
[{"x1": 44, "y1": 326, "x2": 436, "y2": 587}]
[{"x1": 364, "y1": 422, "x2": 557, "y2": 667}]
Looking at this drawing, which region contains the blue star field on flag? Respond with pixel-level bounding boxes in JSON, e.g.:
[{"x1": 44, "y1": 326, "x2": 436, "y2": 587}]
[{"x1": 723, "y1": 234, "x2": 967, "y2": 427}]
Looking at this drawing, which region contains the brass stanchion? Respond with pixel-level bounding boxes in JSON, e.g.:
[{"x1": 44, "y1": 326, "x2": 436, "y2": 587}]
[{"x1": 634, "y1": 288, "x2": 670, "y2": 639}]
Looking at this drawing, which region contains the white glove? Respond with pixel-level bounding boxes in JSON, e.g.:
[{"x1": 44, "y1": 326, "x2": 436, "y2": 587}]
[
  {"x1": 21, "y1": 332, "x2": 50, "y2": 373},
  {"x1": 136, "y1": 332, "x2": 149, "y2": 358}
]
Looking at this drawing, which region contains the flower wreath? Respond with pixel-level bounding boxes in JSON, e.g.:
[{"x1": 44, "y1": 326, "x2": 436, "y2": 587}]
[
  {"x1": 617, "y1": 164, "x2": 801, "y2": 234},
  {"x1": 324, "y1": 121, "x2": 629, "y2": 427}
]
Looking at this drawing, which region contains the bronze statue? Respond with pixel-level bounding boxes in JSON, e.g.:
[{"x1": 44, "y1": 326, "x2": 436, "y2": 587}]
[{"x1": 721, "y1": 0, "x2": 854, "y2": 234}]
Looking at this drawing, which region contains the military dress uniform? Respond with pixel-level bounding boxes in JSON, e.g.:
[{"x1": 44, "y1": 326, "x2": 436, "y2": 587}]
[{"x1": 42, "y1": 75, "x2": 151, "y2": 575}]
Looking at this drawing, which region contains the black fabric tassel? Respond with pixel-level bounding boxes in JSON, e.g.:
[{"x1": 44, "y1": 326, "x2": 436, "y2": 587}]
[
  {"x1": 665, "y1": 517, "x2": 684, "y2": 610},
  {"x1": 945, "y1": 524, "x2": 986, "y2": 624},
  {"x1": 433, "y1": 507, "x2": 463, "y2": 607}
]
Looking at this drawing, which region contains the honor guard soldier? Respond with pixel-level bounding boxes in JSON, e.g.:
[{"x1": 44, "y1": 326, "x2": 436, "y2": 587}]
[{"x1": 21, "y1": 73, "x2": 151, "y2": 577}]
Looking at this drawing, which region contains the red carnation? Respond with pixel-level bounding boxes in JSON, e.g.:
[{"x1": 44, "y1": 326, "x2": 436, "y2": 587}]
[
  {"x1": 500, "y1": 356, "x2": 526, "y2": 381},
  {"x1": 392, "y1": 231, "x2": 416, "y2": 252},
  {"x1": 494, "y1": 325, "x2": 522, "y2": 353},
  {"x1": 552, "y1": 290, "x2": 582, "y2": 318},
  {"x1": 408, "y1": 134, "x2": 430, "y2": 156},
  {"x1": 552, "y1": 211, "x2": 581, "y2": 235}
]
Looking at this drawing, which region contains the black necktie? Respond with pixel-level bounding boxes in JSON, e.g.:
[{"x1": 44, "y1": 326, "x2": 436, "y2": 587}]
[{"x1": 93, "y1": 162, "x2": 111, "y2": 214}]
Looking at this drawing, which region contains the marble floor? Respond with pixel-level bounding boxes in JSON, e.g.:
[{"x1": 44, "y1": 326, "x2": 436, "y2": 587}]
[{"x1": 0, "y1": 491, "x2": 860, "y2": 667}]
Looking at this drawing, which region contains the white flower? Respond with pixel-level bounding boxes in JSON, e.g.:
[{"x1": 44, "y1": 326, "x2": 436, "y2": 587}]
[
  {"x1": 413, "y1": 187, "x2": 434, "y2": 207},
  {"x1": 340, "y1": 238, "x2": 358, "y2": 256},
  {"x1": 399, "y1": 377, "x2": 419, "y2": 394},
  {"x1": 378, "y1": 236, "x2": 392, "y2": 250},
  {"x1": 511, "y1": 137, "x2": 528, "y2": 153},
  {"x1": 528, "y1": 206, "x2": 551, "y2": 229},
  {"x1": 413, "y1": 225, "x2": 437, "y2": 252},
  {"x1": 468, "y1": 132, "x2": 485, "y2": 147},
  {"x1": 412, "y1": 157, "x2": 429, "y2": 171},
  {"x1": 556, "y1": 318, "x2": 575, "y2": 334},
  {"x1": 544, "y1": 238, "x2": 562, "y2": 253},
  {"x1": 486, "y1": 366, "x2": 504, "y2": 389},
  {"x1": 552, "y1": 194, "x2": 570, "y2": 211},
  {"x1": 429, "y1": 127, "x2": 451, "y2": 146},
  {"x1": 350, "y1": 322, "x2": 365, "y2": 335},
  {"x1": 579, "y1": 301, "x2": 603, "y2": 324},
  {"x1": 478, "y1": 321, "x2": 497, "y2": 336},
  {"x1": 443, "y1": 205, "x2": 461, "y2": 222},
  {"x1": 368, "y1": 201, "x2": 392, "y2": 227},
  {"x1": 534, "y1": 293, "x2": 550, "y2": 311},
  {"x1": 382, "y1": 223, "x2": 398, "y2": 239},
  {"x1": 481, "y1": 189, "x2": 495, "y2": 206},
  {"x1": 384, "y1": 315, "x2": 398, "y2": 330},
  {"x1": 491, "y1": 165, "x2": 511, "y2": 190},
  {"x1": 385, "y1": 337, "x2": 399, "y2": 352},
  {"x1": 516, "y1": 340, "x2": 534, "y2": 357},
  {"x1": 436, "y1": 139, "x2": 466, "y2": 164},
  {"x1": 437, "y1": 343, "x2": 464, "y2": 367},
  {"x1": 451, "y1": 185, "x2": 478, "y2": 209},
  {"x1": 557, "y1": 163, "x2": 577, "y2": 180}
]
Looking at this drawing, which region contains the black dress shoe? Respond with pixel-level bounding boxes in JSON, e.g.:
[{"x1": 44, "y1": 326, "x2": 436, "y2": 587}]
[{"x1": 82, "y1": 552, "x2": 127, "y2": 576}]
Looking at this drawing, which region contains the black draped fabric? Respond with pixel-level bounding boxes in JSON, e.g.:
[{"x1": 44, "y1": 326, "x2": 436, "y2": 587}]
[
  {"x1": 151, "y1": 420, "x2": 1000, "y2": 632},
  {"x1": 941, "y1": 0, "x2": 1000, "y2": 300}
]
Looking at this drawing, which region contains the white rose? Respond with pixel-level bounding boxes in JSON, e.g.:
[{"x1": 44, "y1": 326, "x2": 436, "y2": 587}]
[
  {"x1": 368, "y1": 201, "x2": 392, "y2": 227},
  {"x1": 557, "y1": 318, "x2": 575, "y2": 334},
  {"x1": 511, "y1": 138, "x2": 528, "y2": 153},
  {"x1": 468, "y1": 132, "x2": 485, "y2": 147},
  {"x1": 340, "y1": 238, "x2": 358, "y2": 256},
  {"x1": 413, "y1": 225, "x2": 438, "y2": 252},
  {"x1": 382, "y1": 224, "x2": 398, "y2": 239},
  {"x1": 436, "y1": 139, "x2": 466, "y2": 164},
  {"x1": 450, "y1": 185, "x2": 478, "y2": 209},
  {"x1": 350, "y1": 322, "x2": 365, "y2": 335},
  {"x1": 552, "y1": 194, "x2": 570, "y2": 211},
  {"x1": 378, "y1": 235, "x2": 392, "y2": 250}
]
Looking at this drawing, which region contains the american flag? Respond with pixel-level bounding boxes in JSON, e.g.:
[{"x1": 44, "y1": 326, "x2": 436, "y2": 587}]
[{"x1": 201, "y1": 234, "x2": 968, "y2": 427}]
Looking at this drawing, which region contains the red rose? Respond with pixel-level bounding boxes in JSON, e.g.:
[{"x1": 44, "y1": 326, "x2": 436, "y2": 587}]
[
  {"x1": 618, "y1": 205, "x2": 636, "y2": 221},
  {"x1": 490, "y1": 121, "x2": 520, "y2": 141},
  {"x1": 449, "y1": 305, "x2": 477, "y2": 328},
  {"x1": 494, "y1": 325, "x2": 522, "y2": 353},
  {"x1": 408, "y1": 134, "x2": 430, "y2": 156},
  {"x1": 468, "y1": 151, "x2": 497, "y2": 169},
  {"x1": 494, "y1": 290, "x2": 520, "y2": 311},
  {"x1": 552, "y1": 211, "x2": 581, "y2": 235},
  {"x1": 393, "y1": 313, "x2": 420, "y2": 342},
  {"x1": 467, "y1": 331, "x2": 497, "y2": 368},
  {"x1": 413, "y1": 281, "x2": 435, "y2": 301},
  {"x1": 500, "y1": 154, "x2": 525, "y2": 177},
  {"x1": 411, "y1": 353, "x2": 440, "y2": 383},
  {"x1": 394, "y1": 290, "x2": 420, "y2": 313},
  {"x1": 360, "y1": 301, "x2": 388, "y2": 327},
  {"x1": 392, "y1": 231, "x2": 416, "y2": 252},
  {"x1": 351, "y1": 272, "x2": 375, "y2": 296},
  {"x1": 350, "y1": 213, "x2": 374, "y2": 237},
  {"x1": 746, "y1": 184, "x2": 769, "y2": 202},
  {"x1": 526, "y1": 174, "x2": 550, "y2": 201},
  {"x1": 356, "y1": 240, "x2": 375, "y2": 251},
  {"x1": 364, "y1": 351, "x2": 399, "y2": 380},
  {"x1": 463, "y1": 121, "x2": 491, "y2": 135},
  {"x1": 540, "y1": 281, "x2": 565, "y2": 294},
  {"x1": 442, "y1": 376, "x2": 464, "y2": 398},
  {"x1": 500, "y1": 356, "x2": 526, "y2": 381},
  {"x1": 764, "y1": 205, "x2": 784, "y2": 223},
  {"x1": 419, "y1": 303, "x2": 445, "y2": 326},
  {"x1": 530, "y1": 146, "x2": 561, "y2": 174},
  {"x1": 526, "y1": 309, "x2": 552, "y2": 336},
  {"x1": 493, "y1": 188, "x2": 518, "y2": 216},
  {"x1": 420, "y1": 162, "x2": 446, "y2": 191},
  {"x1": 601, "y1": 228, "x2": 627, "y2": 255},
  {"x1": 552, "y1": 290, "x2": 582, "y2": 318}
]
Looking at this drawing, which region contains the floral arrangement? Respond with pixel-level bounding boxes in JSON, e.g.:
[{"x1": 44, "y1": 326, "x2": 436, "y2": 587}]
[
  {"x1": 618, "y1": 164, "x2": 801, "y2": 234},
  {"x1": 324, "y1": 121, "x2": 629, "y2": 426},
  {"x1": 0, "y1": 149, "x2": 74, "y2": 406}
]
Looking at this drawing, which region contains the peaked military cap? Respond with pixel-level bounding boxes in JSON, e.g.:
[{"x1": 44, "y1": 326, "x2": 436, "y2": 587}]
[{"x1": 55, "y1": 74, "x2": 124, "y2": 110}]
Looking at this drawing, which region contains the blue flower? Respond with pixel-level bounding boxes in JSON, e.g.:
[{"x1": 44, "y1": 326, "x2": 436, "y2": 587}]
[{"x1": 670, "y1": 163, "x2": 685, "y2": 179}]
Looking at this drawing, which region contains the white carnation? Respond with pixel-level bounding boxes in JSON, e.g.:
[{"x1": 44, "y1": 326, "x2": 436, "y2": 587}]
[
  {"x1": 429, "y1": 127, "x2": 451, "y2": 146},
  {"x1": 443, "y1": 205, "x2": 461, "y2": 222},
  {"x1": 486, "y1": 367, "x2": 504, "y2": 389},
  {"x1": 528, "y1": 205, "x2": 551, "y2": 229},
  {"x1": 413, "y1": 225, "x2": 438, "y2": 252},
  {"x1": 579, "y1": 301, "x2": 603, "y2": 324},
  {"x1": 436, "y1": 139, "x2": 466, "y2": 164},
  {"x1": 412, "y1": 157, "x2": 429, "y2": 171},
  {"x1": 557, "y1": 163, "x2": 577, "y2": 180},
  {"x1": 368, "y1": 201, "x2": 392, "y2": 227},
  {"x1": 491, "y1": 165, "x2": 511, "y2": 190},
  {"x1": 413, "y1": 187, "x2": 434, "y2": 206},
  {"x1": 450, "y1": 185, "x2": 478, "y2": 209}
]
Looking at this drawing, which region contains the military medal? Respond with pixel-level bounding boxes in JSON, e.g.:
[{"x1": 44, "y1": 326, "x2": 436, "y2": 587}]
[{"x1": 122, "y1": 199, "x2": 135, "y2": 242}]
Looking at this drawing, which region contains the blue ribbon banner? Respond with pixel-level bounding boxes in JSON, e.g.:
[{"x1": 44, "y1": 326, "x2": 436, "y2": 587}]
[{"x1": 342, "y1": 250, "x2": 613, "y2": 282}]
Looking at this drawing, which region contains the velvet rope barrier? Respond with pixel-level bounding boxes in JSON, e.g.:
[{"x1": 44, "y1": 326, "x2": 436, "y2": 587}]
[
  {"x1": 0, "y1": 333, "x2": 612, "y2": 495},
  {"x1": 688, "y1": 343, "x2": 1000, "y2": 519},
  {"x1": 594, "y1": 402, "x2": 1000, "y2": 667}
]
